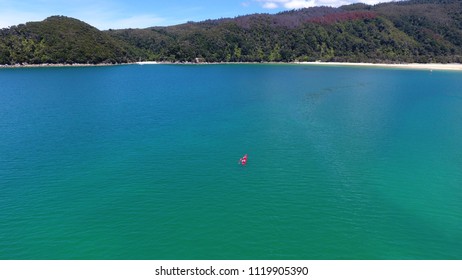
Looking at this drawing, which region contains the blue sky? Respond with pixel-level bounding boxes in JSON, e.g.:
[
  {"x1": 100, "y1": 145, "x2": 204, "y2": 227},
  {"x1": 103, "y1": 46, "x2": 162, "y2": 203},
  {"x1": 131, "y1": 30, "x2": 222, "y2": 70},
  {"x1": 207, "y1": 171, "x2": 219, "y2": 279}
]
[{"x1": 0, "y1": 0, "x2": 396, "y2": 30}]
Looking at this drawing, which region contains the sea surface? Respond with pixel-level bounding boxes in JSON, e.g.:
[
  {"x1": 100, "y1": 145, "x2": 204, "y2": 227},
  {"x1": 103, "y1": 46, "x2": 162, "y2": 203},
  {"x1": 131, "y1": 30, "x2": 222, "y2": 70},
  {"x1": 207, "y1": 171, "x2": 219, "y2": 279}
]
[{"x1": 0, "y1": 64, "x2": 461, "y2": 259}]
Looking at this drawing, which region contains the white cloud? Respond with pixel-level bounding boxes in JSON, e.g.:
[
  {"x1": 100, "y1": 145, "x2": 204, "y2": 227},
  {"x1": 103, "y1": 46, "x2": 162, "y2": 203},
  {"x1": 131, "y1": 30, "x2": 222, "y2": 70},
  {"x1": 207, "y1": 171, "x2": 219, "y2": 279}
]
[
  {"x1": 285, "y1": 0, "x2": 316, "y2": 9},
  {"x1": 263, "y1": 2, "x2": 279, "y2": 9}
]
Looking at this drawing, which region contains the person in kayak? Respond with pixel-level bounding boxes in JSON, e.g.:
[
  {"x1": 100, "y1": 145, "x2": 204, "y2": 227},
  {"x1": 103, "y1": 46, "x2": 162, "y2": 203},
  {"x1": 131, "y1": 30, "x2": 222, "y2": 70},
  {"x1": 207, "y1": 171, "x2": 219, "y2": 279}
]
[{"x1": 239, "y1": 154, "x2": 248, "y2": 166}]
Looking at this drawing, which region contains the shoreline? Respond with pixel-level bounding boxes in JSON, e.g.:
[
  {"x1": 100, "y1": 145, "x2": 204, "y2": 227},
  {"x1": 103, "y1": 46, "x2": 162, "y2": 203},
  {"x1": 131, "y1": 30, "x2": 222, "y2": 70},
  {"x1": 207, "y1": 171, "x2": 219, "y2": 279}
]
[
  {"x1": 0, "y1": 62, "x2": 122, "y2": 68},
  {"x1": 1, "y1": 61, "x2": 462, "y2": 71},
  {"x1": 297, "y1": 61, "x2": 462, "y2": 71},
  {"x1": 137, "y1": 61, "x2": 462, "y2": 71}
]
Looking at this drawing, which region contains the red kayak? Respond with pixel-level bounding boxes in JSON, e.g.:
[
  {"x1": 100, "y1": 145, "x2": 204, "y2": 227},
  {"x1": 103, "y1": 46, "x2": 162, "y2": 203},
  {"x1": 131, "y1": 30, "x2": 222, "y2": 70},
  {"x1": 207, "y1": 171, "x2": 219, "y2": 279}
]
[{"x1": 239, "y1": 154, "x2": 248, "y2": 166}]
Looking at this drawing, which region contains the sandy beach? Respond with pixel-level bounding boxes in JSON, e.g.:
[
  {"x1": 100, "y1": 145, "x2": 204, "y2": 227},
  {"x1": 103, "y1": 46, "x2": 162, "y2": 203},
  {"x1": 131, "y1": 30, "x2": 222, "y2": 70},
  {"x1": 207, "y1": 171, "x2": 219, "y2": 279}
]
[
  {"x1": 135, "y1": 61, "x2": 462, "y2": 71},
  {"x1": 2, "y1": 61, "x2": 462, "y2": 71},
  {"x1": 135, "y1": 61, "x2": 159, "y2": 65},
  {"x1": 298, "y1": 61, "x2": 462, "y2": 71}
]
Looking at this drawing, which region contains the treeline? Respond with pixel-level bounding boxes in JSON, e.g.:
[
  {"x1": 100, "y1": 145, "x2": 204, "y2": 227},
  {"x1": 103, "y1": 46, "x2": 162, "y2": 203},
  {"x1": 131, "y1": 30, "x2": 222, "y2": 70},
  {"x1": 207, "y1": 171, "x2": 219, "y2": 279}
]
[
  {"x1": 1, "y1": 0, "x2": 462, "y2": 65},
  {"x1": 109, "y1": 14, "x2": 420, "y2": 63}
]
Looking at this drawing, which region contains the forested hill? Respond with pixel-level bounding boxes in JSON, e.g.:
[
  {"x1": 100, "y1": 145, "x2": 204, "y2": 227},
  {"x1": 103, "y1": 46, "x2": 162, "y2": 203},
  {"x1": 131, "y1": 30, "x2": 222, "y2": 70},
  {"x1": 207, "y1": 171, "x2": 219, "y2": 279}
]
[
  {"x1": 1, "y1": 0, "x2": 462, "y2": 65},
  {"x1": 0, "y1": 16, "x2": 143, "y2": 64}
]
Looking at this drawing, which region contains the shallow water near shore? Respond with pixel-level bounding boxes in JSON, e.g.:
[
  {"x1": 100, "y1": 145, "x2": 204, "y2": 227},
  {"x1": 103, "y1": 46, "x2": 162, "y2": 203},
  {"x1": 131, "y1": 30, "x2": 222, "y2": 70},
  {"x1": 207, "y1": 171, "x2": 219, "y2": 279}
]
[{"x1": 1, "y1": 64, "x2": 461, "y2": 259}]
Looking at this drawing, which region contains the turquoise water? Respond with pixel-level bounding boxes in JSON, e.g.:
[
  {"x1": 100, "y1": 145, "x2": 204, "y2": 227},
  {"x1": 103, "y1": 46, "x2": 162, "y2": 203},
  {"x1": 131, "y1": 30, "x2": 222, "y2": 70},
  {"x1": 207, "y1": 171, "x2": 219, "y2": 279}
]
[{"x1": 0, "y1": 64, "x2": 461, "y2": 259}]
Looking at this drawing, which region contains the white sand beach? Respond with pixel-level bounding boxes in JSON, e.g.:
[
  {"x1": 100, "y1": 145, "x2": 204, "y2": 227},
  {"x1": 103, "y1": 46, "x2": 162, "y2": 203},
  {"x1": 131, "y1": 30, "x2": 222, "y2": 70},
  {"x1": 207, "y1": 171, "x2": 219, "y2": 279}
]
[
  {"x1": 2, "y1": 61, "x2": 462, "y2": 71},
  {"x1": 299, "y1": 61, "x2": 462, "y2": 71},
  {"x1": 135, "y1": 61, "x2": 159, "y2": 65}
]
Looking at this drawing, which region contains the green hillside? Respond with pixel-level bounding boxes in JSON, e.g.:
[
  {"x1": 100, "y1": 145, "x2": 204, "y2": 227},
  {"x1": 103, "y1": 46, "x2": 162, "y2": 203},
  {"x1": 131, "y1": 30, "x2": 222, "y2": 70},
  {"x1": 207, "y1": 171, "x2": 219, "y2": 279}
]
[
  {"x1": 0, "y1": 16, "x2": 143, "y2": 65},
  {"x1": 1, "y1": 0, "x2": 462, "y2": 65}
]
